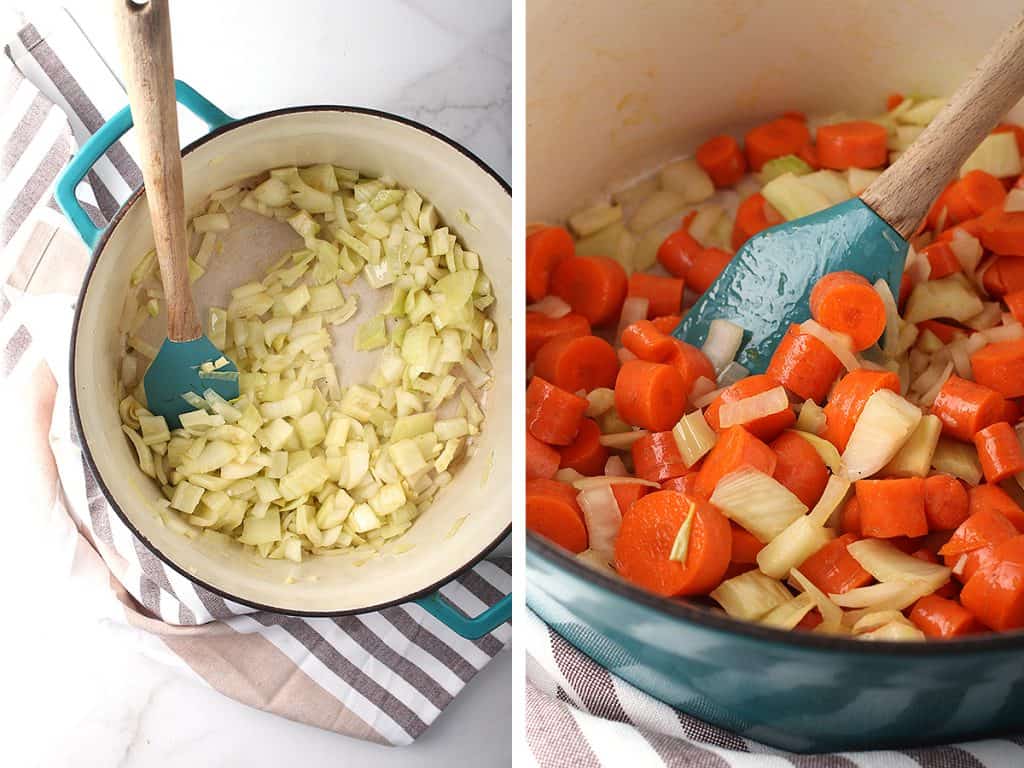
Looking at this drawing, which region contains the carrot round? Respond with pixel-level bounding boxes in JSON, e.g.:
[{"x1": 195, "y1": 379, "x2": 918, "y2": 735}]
[
  {"x1": 856, "y1": 478, "x2": 928, "y2": 538},
  {"x1": 920, "y1": 241, "x2": 961, "y2": 280},
  {"x1": 527, "y1": 376, "x2": 588, "y2": 446},
  {"x1": 614, "y1": 491, "x2": 732, "y2": 597},
  {"x1": 730, "y1": 523, "x2": 765, "y2": 564},
  {"x1": 627, "y1": 272, "x2": 685, "y2": 318},
  {"x1": 937, "y1": 217, "x2": 983, "y2": 243},
  {"x1": 695, "y1": 134, "x2": 747, "y2": 187},
  {"x1": 766, "y1": 323, "x2": 843, "y2": 403},
  {"x1": 657, "y1": 228, "x2": 703, "y2": 280},
  {"x1": 744, "y1": 117, "x2": 811, "y2": 172},
  {"x1": 940, "y1": 507, "x2": 1018, "y2": 583},
  {"x1": 550, "y1": 255, "x2": 628, "y2": 326},
  {"x1": 661, "y1": 473, "x2": 699, "y2": 496},
  {"x1": 969, "y1": 484, "x2": 1024, "y2": 533},
  {"x1": 978, "y1": 208, "x2": 1024, "y2": 257},
  {"x1": 687, "y1": 248, "x2": 732, "y2": 294},
  {"x1": 982, "y1": 256, "x2": 1024, "y2": 296},
  {"x1": 909, "y1": 594, "x2": 979, "y2": 638},
  {"x1": 840, "y1": 496, "x2": 861, "y2": 535},
  {"x1": 526, "y1": 226, "x2": 574, "y2": 303},
  {"x1": 923, "y1": 474, "x2": 970, "y2": 531},
  {"x1": 621, "y1": 320, "x2": 677, "y2": 362},
  {"x1": 611, "y1": 483, "x2": 648, "y2": 516},
  {"x1": 534, "y1": 333, "x2": 619, "y2": 393},
  {"x1": 527, "y1": 430, "x2": 560, "y2": 480},
  {"x1": 974, "y1": 422, "x2": 1024, "y2": 483},
  {"x1": 816, "y1": 121, "x2": 888, "y2": 170},
  {"x1": 694, "y1": 425, "x2": 778, "y2": 499},
  {"x1": 947, "y1": 170, "x2": 1006, "y2": 219},
  {"x1": 1003, "y1": 290, "x2": 1024, "y2": 323},
  {"x1": 614, "y1": 360, "x2": 686, "y2": 431},
  {"x1": 820, "y1": 369, "x2": 900, "y2": 451},
  {"x1": 931, "y1": 375, "x2": 1006, "y2": 441},
  {"x1": 526, "y1": 478, "x2": 588, "y2": 553},
  {"x1": 527, "y1": 311, "x2": 591, "y2": 363},
  {"x1": 704, "y1": 374, "x2": 796, "y2": 442},
  {"x1": 960, "y1": 535, "x2": 1024, "y2": 631},
  {"x1": 666, "y1": 339, "x2": 716, "y2": 398},
  {"x1": 557, "y1": 417, "x2": 608, "y2": 476},
  {"x1": 970, "y1": 339, "x2": 1024, "y2": 399},
  {"x1": 809, "y1": 271, "x2": 887, "y2": 351},
  {"x1": 770, "y1": 431, "x2": 828, "y2": 508},
  {"x1": 732, "y1": 193, "x2": 782, "y2": 250},
  {"x1": 632, "y1": 431, "x2": 689, "y2": 483},
  {"x1": 651, "y1": 314, "x2": 682, "y2": 334},
  {"x1": 797, "y1": 533, "x2": 873, "y2": 595},
  {"x1": 886, "y1": 93, "x2": 904, "y2": 110}
]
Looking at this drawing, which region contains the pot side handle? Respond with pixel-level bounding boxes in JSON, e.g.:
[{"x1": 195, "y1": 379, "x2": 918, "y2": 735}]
[
  {"x1": 416, "y1": 591, "x2": 512, "y2": 640},
  {"x1": 55, "y1": 80, "x2": 234, "y2": 248}
]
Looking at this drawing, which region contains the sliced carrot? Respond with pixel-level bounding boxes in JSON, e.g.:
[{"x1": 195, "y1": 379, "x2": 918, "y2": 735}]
[
  {"x1": 1004, "y1": 398, "x2": 1022, "y2": 426},
  {"x1": 527, "y1": 376, "x2": 588, "y2": 446},
  {"x1": 798, "y1": 533, "x2": 873, "y2": 595},
  {"x1": 948, "y1": 170, "x2": 1006, "y2": 219},
  {"x1": 886, "y1": 93, "x2": 904, "y2": 110},
  {"x1": 687, "y1": 248, "x2": 732, "y2": 294},
  {"x1": 911, "y1": 547, "x2": 959, "y2": 598},
  {"x1": 796, "y1": 142, "x2": 819, "y2": 171},
  {"x1": 917, "y1": 319, "x2": 966, "y2": 344},
  {"x1": 766, "y1": 323, "x2": 843, "y2": 403},
  {"x1": 840, "y1": 496, "x2": 861, "y2": 535},
  {"x1": 796, "y1": 610, "x2": 824, "y2": 631},
  {"x1": 923, "y1": 474, "x2": 970, "y2": 531},
  {"x1": 730, "y1": 523, "x2": 765, "y2": 564},
  {"x1": 978, "y1": 208, "x2": 1024, "y2": 257},
  {"x1": 940, "y1": 507, "x2": 1018, "y2": 583},
  {"x1": 920, "y1": 241, "x2": 961, "y2": 280},
  {"x1": 666, "y1": 339, "x2": 716, "y2": 400},
  {"x1": 909, "y1": 594, "x2": 980, "y2": 638},
  {"x1": 651, "y1": 314, "x2": 682, "y2": 334},
  {"x1": 931, "y1": 375, "x2": 1006, "y2": 441},
  {"x1": 1003, "y1": 290, "x2": 1024, "y2": 323},
  {"x1": 745, "y1": 117, "x2": 812, "y2": 172},
  {"x1": 614, "y1": 491, "x2": 732, "y2": 597},
  {"x1": 969, "y1": 484, "x2": 1024, "y2": 533},
  {"x1": 628, "y1": 272, "x2": 685, "y2": 318},
  {"x1": 526, "y1": 478, "x2": 588, "y2": 553},
  {"x1": 694, "y1": 426, "x2": 778, "y2": 499},
  {"x1": 658, "y1": 228, "x2": 703, "y2": 280},
  {"x1": 526, "y1": 226, "x2": 574, "y2": 302},
  {"x1": 632, "y1": 431, "x2": 689, "y2": 483},
  {"x1": 661, "y1": 473, "x2": 699, "y2": 496},
  {"x1": 696, "y1": 134, "x2": 747, "y2": 188},
  {"x1": 816, "y1": 121, "x2": 888, "y2": 170},
  {"x1": 527, "y1": 430, "x2": 560, "y2": 480},
  {"x1": 994, "y1": 122, "x2": 1024, "y2": 154},
  {"x1": 971, "y1": 339, "x2": 1024, "y2": 399},
  {"x1": 809, "y1": 271, "x2": 887, "y2": 351},
  {"x1": 704, "y1": 373, "x2": 796, "y2": 441},
  {"x1": 732, "y1": 193, "x2": 781, "y2": 250},
  {"x1": 820, "y1": 370, "x2": 901, "y2": 451},
  {"x1": 527, "y1": 311, "x2": 591, "y2": 363},
  {"x1": 936, "y1": 217, "x2": 983, "y2": 243},
  {"x1": 856, "y1": 477, "x2": 928, "y2": 538},
  {"x1": 550, "y1": 255, "x2": 628, "y2": 326},
  {"x1": 974, "y1": 422, "x2": 1024, "y2": 483},
  {"x1": 614, "y1": 360, "x2": 687, "y2": 431},
  {"x1": 534, "y1": 333, "x2": 619, "y2": 393},
  {"x1": 558, "y1": 418, "x2": 609, "y2": 476},
  {"x1": 621, "y1": 320, "x2": 677, "y2": 362},
  {"x1": 925, "y1": 181, "x2": 957, "y2": 230},
  {"x1": 961, "y1": 535, "x2": 1024, "y2": 631},
  {"x1": 770, "y1": 431, "x2": 828, "y2": 507},
  {"x1": 611, "y1": 483, "x2": 648, "y2": 516},
  {"x1": 983, "y1": 256, "x2": 1024, "y2": 296}
]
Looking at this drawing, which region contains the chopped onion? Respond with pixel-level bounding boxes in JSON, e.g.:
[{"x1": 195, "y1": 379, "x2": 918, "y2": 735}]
[
  {"x1": 702, "y1": 319, "x2": 745, "y2": 373},
  {"x1": 807, "y1": 474, "x2": 851, "y2": 527},
  {"x1": 585, "y1": 388, "x2": 616, "y2": 417},
  {"x1": 950, "y1": 229, "x2": 984, "y2": 274},
  {"x1": 799, "y1": 320, "x2": 860, "y2": 371},
  {"x1": 829, "y1": 580, "x2": 926, "y2": 610},
  {"x1": 688, "y1": 375, "x2": 718, "y2": 405},
  {"x1": 931, "y1": 437, "x2": 983, "y2": 486},
  {"x1": 604, "y1": 456, "x2": 629, "y2": 476},
  {"x1": 789, "y1": 567, "x2": 843, "y2": 629},
  {"x1": 671, "y1": 410, "x2": 718, "y2": 467},
  {"x1": 576, "y1": 548, "x2": 618, "y2": 576},
  {"x1": 903, "y1": 275, "x2": 984, "y2": 324},
  {"x1": 617, "y1": 297, "x2": 649, "y2": 340},
  {"x1": 857, "y1": 620, "x2": 926, "y2": 642},
  {"x1": 795, "y1": 400, "x2": 826, "y2": 435},
  {"x1": 846, "y1": 538, "x2": 951, "y2": 593},
  {"x1": 709, "y1": 468, "x2": 808, "y2": 543},
  {"x1": 964, "y1": 302, "x2": 1002, "y2": 331},
  {"x1": 849, "y1": 610, "x2": 906, "y2": 634},
  {"x1": 873, "y1": 279, "x2": 900, "y2": 358},
  {"x1": 760, "y1": 592, "x2": 816, "y2": 630},
  {"x1": 556, "y1": 468, "x2": 585, "y2": 484},
  {"x1": 526, "y1": 295, "x2": 571, "y2": 318},
  {"x1": 882, "y1": 414, "x2": 941, "y2": 478},
  {"x1": 577, "y1": 484, "x2": 622, "y2": 560},
  {"x1": 756, "y1": 516, "x2": 834, "y2": 579},
  {"x1": 711, "y1": 570, "x2": 794, "y2": 621},
  {"x1": 599, "y1": 430, "x2": 648, "y2": 450},
  {"x1": 572, "y1": 475, "x2": 659, "y2": 490},
  {"x1": 841, "y1": 389, "x2": 922, "y2": 480},
  {"x1": 949, "y1": 337, "x2": 973, "y2": 378},
  {"x1": 716, "y1": 361, "x2": 749, "y2": 387},
  {"x1": 916, "y1": 361, "x2": 954, "y2": 407},
  {"x1": 790, "y1": 430, "x2": 843, "y2": 473},
  {"x1": 692, "y1": 382, "x2": 726, "y2": 409},
  {"x1": 981, "y1": 322, "x2": 1024, "y2": 344},
  {"x1": 1005, "y1": 188, "x2": 1024, "y2": 213},
  {"x1": 617, "y1": 347, "x2": 638, "y2": 365},
  {"x1": 718, "y1": 385, "x2": 789, "y2": 430}
]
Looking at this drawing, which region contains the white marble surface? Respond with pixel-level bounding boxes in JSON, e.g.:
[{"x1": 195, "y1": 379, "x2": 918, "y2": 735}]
[{"x1": 1, "y1": 2, "x2": 512, "y2": 766}]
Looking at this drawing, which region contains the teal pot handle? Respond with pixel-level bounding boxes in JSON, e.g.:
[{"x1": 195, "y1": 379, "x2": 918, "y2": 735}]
[
  {"x1": 55, "y1": 80, "x2": 233, "y2": 248},
  {"x1": 417, "y1": 591, "x2": 511, "y2": 640}
]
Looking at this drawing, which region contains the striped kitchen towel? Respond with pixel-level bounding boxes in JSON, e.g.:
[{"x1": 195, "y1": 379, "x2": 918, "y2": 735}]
[
  {"x1": 2, "y1": 12, "x2": 510, "y2": 747},
  {"x1": 525, "y1": 608, "x2": 1023, "y2": 767}
]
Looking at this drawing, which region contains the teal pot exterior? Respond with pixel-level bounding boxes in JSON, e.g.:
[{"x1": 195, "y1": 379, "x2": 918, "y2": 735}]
[{"x1": 528, "y1": 535, "x2": 1024, "y2": 753}]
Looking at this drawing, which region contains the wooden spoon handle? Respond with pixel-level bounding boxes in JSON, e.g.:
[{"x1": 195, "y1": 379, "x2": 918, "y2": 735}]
[
  {"x1": 861, "y1": 12, "x2": 1024, "y2": 240},
  {"x1": 114, "y1": 0, "x2": 200, "y2": 342}
]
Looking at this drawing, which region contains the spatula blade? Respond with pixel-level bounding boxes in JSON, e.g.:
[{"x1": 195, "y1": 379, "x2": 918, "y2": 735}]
[
  {"x1": 143, "y1": 335, "x2": 239, "y2": 428},
  {"x1": 675, "y1": 198, "x2": 907, "y2": 374}
]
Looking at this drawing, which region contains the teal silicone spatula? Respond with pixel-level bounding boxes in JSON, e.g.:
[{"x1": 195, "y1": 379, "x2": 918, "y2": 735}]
[
  {"x1": 676, "y1": 13, "x2": 1024, "y2": 374},
  {"x1": 114, "y1": 0, "x2": 238, "y2": 426}
]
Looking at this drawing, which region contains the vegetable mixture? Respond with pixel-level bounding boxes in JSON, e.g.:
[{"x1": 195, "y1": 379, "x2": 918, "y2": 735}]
[
  {"x1": 526, "y1": 93, "x2": 1024, "y2": 640},
  {"x1": 119, "y1": 164, "x2": 495, "y2": 563}
]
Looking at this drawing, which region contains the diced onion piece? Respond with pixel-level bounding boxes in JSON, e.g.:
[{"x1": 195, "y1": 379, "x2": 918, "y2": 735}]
[
  {"x1": 857, "y1": 620, "x2": 926, "y2": 642},
  {"x1": 903, "y1": 275, "x2": 984, "y2": 324},
  {"x1": 576, "y1": 548, "x2": 618, "y2": 577},
  {"x1": 671, "y1": 410, "x2": 718, "y2": 468},
  {"x1": 881, "y1": 414, "x2": 941, "y2": 478},
  {"x1": 526, "y1": 295, "x2": 571, "y2": 318},
  {"x1": 960, "y1": 131, "x2": 1022, "y2": 178},
  {"x1": 829, "y1": 580, "x2": 928, "y2": 610},
  {"x1": 710, "y1": 468, "x2": 808, "y2": 543},
  {"x1": 710, "y1": 570, "x2": 794, "y2": 621},
  {"x1": 555, "y1": 468, "x2": 585, "y2": 484},
  {"x1": 572, "y1": 476, "x2": 659, "y2": 493},
  {"x1": 806, "y1": 474, "x2": 851, "y2": 527},
  {"x1": 760, "y1": 592, "x2": 816, "y2": 630},
  {"x1": 873, "y1": 279, "x2": 901, "y2": 358},
  {"x1": 762, "y1": 173, "x2": 830, "y2": 221},
  {"x1": 630, "y1": 189, "x2": 687, "y2": 233},
  {"x1": 716, "y1": 361, "x2": 749, "y2": 387},
  {"x1": 950, "y1": 229, "x2": 984, "y2": 275},
  {"x1": 586, "y1": 388, "x2": 616, "y2": 418},
  {"x1": 569, "y1": 203, "x2": 623, "y2": 238},
  {"x1": 577, "y1": 484, "x2": 622, "y2": 561},
  {"x1": 789, "y1": 567, "x2": 843, "y2": 629},
  {"x1": 789, "y1": 430, "x2": 843, "y2": 473},
  {"x1": 840, "y1": 389, "x2": 922, "y2": 480},
  {"x1": 756, "y1": 516, "x2": 834, "y2": 579},
  {"x1": 688, "y1": 376, "x2": 718, "y2": 405},
  {"x1": 1005, "y1": 188, "x2": 1024, "y2": 213},
  {"x1": 660, "y1": 159, "x2": 714, "y2": 204},
  {"x1": 846, "y1": 539, "x2": 951, "y2": 593},
  {"x1": 799, "y1": 320, "x2": 860, "y2": 371},
  {"x1": 717, "y1": 385, "x2": 789, "y2": 430},
  {"x1": 702, "y1": 319, "x2": 745, "y2": 374},
  {"x1": 850, "y1": 610, "x2": 907, "y2": 634},
  {"x1": 599, "y1": 431, "x2": 648, "y2": 450},
  {"x1": 604, "y1": 456, "x2": 629, "y2": 477},
  {"x1": 932, "y1": 437, "x2": 983, "y2": 485},
  {"x1": 692, "y1": 382, "x2": 725, "y2": 409},
  {"x1": 616, "y1": 297, "x2": 649, "y2": 340},
  {"x1": 794, "y1": 400, "x2": 825, "y2": 435}
]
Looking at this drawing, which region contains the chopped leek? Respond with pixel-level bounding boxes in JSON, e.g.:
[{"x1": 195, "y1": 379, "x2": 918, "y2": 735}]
[
  {"x1": 709, "y1": 468, "x2": 808, "y2": 543},
  {"x1": 671, "y1": 410, "x2": 717, "y2": 467},
  {"x1": 760, "y1": 154, "x2": 812, "y2": 182},
  {"x1": 756, "y1": 516, "x2": 834, "y2": 579},
  {"x1": 761, "y1": 173, "x2": 830, "y2": 221},
  {"x1": 710, "y1": 570, "x2": 794, "y2": 621},
  {"x1": 882, "y1": 414, "x2": 941, "y2": 478}
]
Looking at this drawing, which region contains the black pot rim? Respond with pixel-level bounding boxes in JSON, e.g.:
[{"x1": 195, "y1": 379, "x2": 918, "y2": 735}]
[{"x1": 70, "y1": 104, "x2": 511, "y2": 617}]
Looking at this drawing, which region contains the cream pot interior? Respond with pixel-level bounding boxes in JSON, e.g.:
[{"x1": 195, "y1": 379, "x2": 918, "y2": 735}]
[
  {"x1": 527, "y1": 0, "x2": 1024, "y2": 222},
  {"x1": 74, "y1": 109, "x2": 512, "y2": 613}
]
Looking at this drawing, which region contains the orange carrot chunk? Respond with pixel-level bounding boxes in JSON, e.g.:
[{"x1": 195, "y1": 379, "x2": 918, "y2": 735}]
[
  {"x1": 971, "y1": 339, "x2": 1024, "y2": 399},
  {"x1": 961, "y1": 535, "x2": 1024, "y2": 631},
  {"x1": 526, "y1": 478, "x2": 588, "y2": 553},
  {"x1": 527, "y1": 376, "x2": 588, "y2": 446},
  {"x1": 974, "y1": 422, "x2": 1024, "y2": 483},
  {"x1": 627, "y1": 272, "x2": 685, "y2": 318},
  {"x1": 798, "y1": 533, "x2": 873, "y2": 595},
  {"x1": 994, "y1": 122, "x2": 1024, "y2": 154},
  {"x1": 615, "y1": 360, "x2": 687, "y2": 431},
  {"x1": 527, "y1": 311, "x2": 591, "y2": 363},
  {"x1": 696, "y1": 134, "x2": 747, "y2": 187},
  {"x1": 909, "y1": 594, "x2": 980, "y2": 638},
  {"x1": 931, "y1": 375, "x2": 1006, "y2": 441},
  {"x1": 621, "y1": 320, "x2": 678, "y2": 362},
  {"x1": 745, "y1": 117, "x2": 811, "y2": 172},
  {"x1": 732, "y1": 193, "x2": 782, "y2": 250},
  {"x1": 1003, "y1": 290, "x2": 1024, "y2": 323},
  {"x1": 694, "y1": 426, "x2": 778, "y2": 499},
  {"x1": 632, "y1": 431, "x2": 689, "y2": 483},
  {"x1": 526, "y1": 226, "x2": 574, "y2": 302},
  {"x1": 982, "y1": 257, "x2": 1024, "y2": 297},
  {"x1": 666, "y1": 339, "x2": 717, "y2": 399},
  {"x1": 820, "y1": 369, "x2": 900, "y2": 451},
  {"x1": 611, "y1": 483, "x2": 648, "y2": 517},
  {"x1": 978, "y1": 208, "x2": 1024, "y2": 257},
  {"x1": 730, "y1": 523, "x2": 765, "y2": 564},
  {"x1": 816, "y1": 121, "x2": 888, "y2": 170},
  {"x1": 856, "y1": 478, "x2": 928, "y2": 538},
  {"x1": 923, "y1": 474, "x2": 970, "y2": 531},
  {"x1": 920, "y1": 241, "x2": 961, "y2": 280},
  {"x1": 704, "y1": 373, "x2": 796, "y2": 442},
  {"x1": 657, "y1": 228, "x2": 703, "y2": 280},
  {"x1": 558, "y1": 418, "x2": 609, "y2": 476},
  {"x1": 840, "y1": 496, "x2": 861, "y2": 535},
  {"x1": 615, "y1": 491, "x2": 732, "y2": 597},
  {"x1": 766, "y1": 323, "x2": 843, "y2": 403},
  {"x1": 809, "y1": 271, "x2": 887, "y2": 351},
  {"x1": 526, "y1": 431, "x2": 560, "y2": 480},
  {"x1": 940, "y1": 507, "x2": 1018, "y2": 583},
  {"x1": 550, "y1": 255, "x2": 628, "y2": 327},
  {"x1": 770, "y1": 431, "x2": 828, "y2": 508},
  {"x1": 949, "y1": 170, "x2": 1007, "y2": 219},
  {"x1": 886, "y1": 93, "x2": 904, "y2": 110},
  {"x1": 687, "y1": 248, "x2": 733, "y2": 294},
  {"x1": 969, "y1": 484, "x2": 1024, "y2": 533},
  {"x1": 650, "y1": 314, "x2": 682, "y2": 334},
  {"x1": 534, "y1": 333, "x2": 619, "y2": 393}
]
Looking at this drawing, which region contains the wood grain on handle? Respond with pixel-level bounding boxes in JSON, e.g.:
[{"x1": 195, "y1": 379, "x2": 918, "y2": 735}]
[
  {"x1": 114, "y1": 0, "x2": 200, "y2": 342},
  {"x1": 861, "y1": 12, "x2": 1024, "y2": 239}
]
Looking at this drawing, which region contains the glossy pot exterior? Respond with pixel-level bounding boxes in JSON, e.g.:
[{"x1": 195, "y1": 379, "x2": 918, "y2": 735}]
[{"x1": 527, "y1": 0, "x2": 1024, "y2": 751}]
